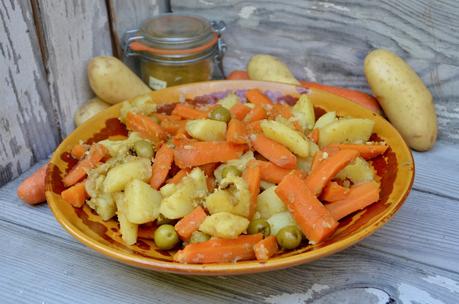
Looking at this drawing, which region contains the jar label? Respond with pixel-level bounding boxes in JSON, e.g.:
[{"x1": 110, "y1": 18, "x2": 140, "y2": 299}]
[{"x1": 148, "y1": 76, "x2": 167, "y2": 91}]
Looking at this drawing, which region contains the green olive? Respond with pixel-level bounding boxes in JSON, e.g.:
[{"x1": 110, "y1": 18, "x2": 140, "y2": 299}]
[
  {"x1": 209, "y1": 106, "x2": 231, "y2": 122},
  {"x1": 154, "y1": 224, "x2": 179, "y2": 250},
  {"x1": 221, "y1": 165, "x2": 241, "y2": 178},
  {"x1": 276, "y1": 225, "x2": 302, "y2": 250},
  {"x1": 134, "y1": 140, "x2": 154, "y2": 159},
  {"x1": 189, "y1": 231, "x2": 211, "y2": 244},
  {"x1": 247, "y1": 219, "x2": 271, "y2": 237}
]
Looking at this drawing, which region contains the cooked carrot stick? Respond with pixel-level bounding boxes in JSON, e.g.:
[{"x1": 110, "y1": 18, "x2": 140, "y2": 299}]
[
  {"x1": 300, "y1": 81, "x2": 382, "y2": 114},
  {"x1": 244, "y1": 104, "x2": 266, "y2": 123},
  {"x1": 226, "y1": 118, "x2": 248, "y2": 144},
  {"x1": 268, "y1": 104, "x2": 292, "y2": 119},
  {"x1": 70, "y1": 143, "x2": 89, "y2": 160},
  {"x1": 173, "y1": 234, "x2": 263, "y2": 264},
  {"x1": 172, "y1": 104, "x2": 208, "y2": 119},
  {"x1": 174, "y1": 141, "x2": 247, "y2": 168},
  {"x1": 126, "y1": 112, "x2": 167, "y2": 143},
  {"x1": 305, "y1": 149, "x2": 359, "y2": 195},
  {"x1": 246, "y1": 89, "x2": 273, "y2": 106},
  {"x1": 174, "y1": 206, "x2": 208, "y2": 241},
  {"x1": 256, "y1": 160, "x2": 291, "y2": 184},
  {"x1": 254, "y1": 235, "x2": 279, "y2": 261},
  {"x1": 150, "y1": 144, "x2": 174, "y2": 189},
  {"x1": 320, "y1": 181, "x2": 350, "y2": 202},
  {"x1": 243, "y1": 160, "x2": 261, "y2": 219},
  {"x1": 230, "y1": 103, "x2": 251, "y2": 120},
  {"x1": 276, "y1": 173, "x2": 338, "y2": 243},
  {"x1": 308, "y1": 128, "x2": 320, "y2": 144},
  {"x1": 61, "y1": 181, "x2": 88, "y2": 208},
  {"x1": 154, "y1": 113, "x2": 182, "y2": 121},
  {"x1": 227, "y1": 70, "x2": 249, "y2": 80},
  {"x1": 326, "y1": 181, "x2": 380, "y2": 220},
  {"x1": 63, "y1": 144, "x2": 108, "y2": 187},
  {"x1": 251, "y1": 134, "x2": 297, "y2": 169},
  {"x1": 17, "y1": 163, "x2": 48, "y2": 205},
  {"x1": 167, "y1": 168, "x2": 190, "y2": 184},
  {"x1": 328, "y1": 143, "x2": 388, "y2": 160},
  {"x1": 246, "y1": 120, "x2": 262, "y2": 134},
  {"x1": 160, "y1": 119, "x2": 187, "y2": 135}
]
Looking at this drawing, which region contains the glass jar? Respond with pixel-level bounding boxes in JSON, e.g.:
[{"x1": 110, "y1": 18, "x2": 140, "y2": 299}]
[{"x1": 123, "y1": 15, "x2": 226, "y2": 90}]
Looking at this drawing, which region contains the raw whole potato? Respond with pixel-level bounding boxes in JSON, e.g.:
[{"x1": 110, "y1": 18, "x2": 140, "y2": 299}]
[
  {"x1": 247, "y1": 54, "x2": 300, "y2": 85},
  {"x1": 364, "y1": 49, "x2": 437, "y2": 151},
  {"x1": 88, "y1": 56, "x2": 151, "y2": 104},
  {"x1": 318, "y1": 118, "x2": 374, "y2": 147},
  {"x1": 74, "y1": 97, "x2": 110, "y2": 127}
]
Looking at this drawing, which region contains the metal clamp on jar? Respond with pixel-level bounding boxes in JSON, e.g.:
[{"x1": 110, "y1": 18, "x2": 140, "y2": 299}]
[{"x1": 123, "y1": 15, "x2": 226, "y2": 90}]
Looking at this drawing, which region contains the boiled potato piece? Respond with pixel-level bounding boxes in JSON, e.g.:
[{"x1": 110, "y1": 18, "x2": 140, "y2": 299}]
[
  {"x1": 159, "y1": 183, "x2": 177, "y2": 197},
  {"x1": 336, "y1": 157, "x2": 375, "y2": 184},
  {"x1": 247, "y1": 54, "x2": 300, "y2": 85},
  {"x1": 124, "y1": 179, "x2": 161, "y2": 224},
  {"x1": 267, "y1": 211, "x2": 299, "y2": 236},
  {"x1": 314, "y1": 111, "x2": 337, "y2": 129},
  {"x1": 292, "y1": 94, "x2": 315, "y2": 130},
  {"x1": 74, "y1": 97, "x2": 110, "y2": 127},
  {"x1": 256, "y1": 186, "x2": 287, "y2": 219},
  {"x1": 318, "y1": 118, "x2": 375, "y2": 147},
  {"x1": 260, "y1": 120, "x2": 309, "y2": 157},
  {"x1": 205, "y1": 175, "x2": 251, "y2": 217},
  {"x1": 99, "y1": 132, "x2": 146, "y2": 157},
  {"x1": 205, "y1": 189, "x2": 235, "y2": 215},
  {"x1": 217, "y1": 93, "x2": 240, "y2": 109},
  {"x1": 86, "y1": 193, "x2": 116, "y2": 221},
  {"x1": 88, "y1": 56, "x2": 151, "y2": 104},
  {"x1": 214, "y1": 151, "x2": 255, "y2": 183},
  {"x1": 186, "y1": 119, "x2": 227, "y2": 141},
  {"x1": 365, "y1": 49, "x2": 437, "y2": 151},
  {"x1": 103, "y1": 158, "x2": 151, "y2": 193},
  {"x1": 199, "y1": 212, "x2": 249, "y2": 239},
  {"x1": 114, "y1": 192, "x2": 138, "y2": 245},
  {"x1": 119, "y1": 94, "x2": 157, "y2": 122}
]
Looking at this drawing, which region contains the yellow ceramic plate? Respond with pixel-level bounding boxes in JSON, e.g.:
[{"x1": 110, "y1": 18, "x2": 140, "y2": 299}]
[{"x1": 45, "y1": 80, "x2": 414, "y2": 275}]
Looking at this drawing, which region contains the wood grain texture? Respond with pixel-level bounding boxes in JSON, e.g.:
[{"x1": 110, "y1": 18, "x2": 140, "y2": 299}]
[
  {"x1": 0, "y1": 0, "x2": 59, "y2": 186},
  {"x1": 171, "y1": 0, "x2": 459, "y2": 143},
  {"x1": 35, "y1": 0, "x2": 113, "y2": 136}
]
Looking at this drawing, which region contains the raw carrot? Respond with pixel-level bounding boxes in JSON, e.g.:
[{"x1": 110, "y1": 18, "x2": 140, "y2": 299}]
[
  {"x1": 167, "y1": 168, "x2": 190, "y2": 184},
  {"x1": 173, "y1": 234, "x2": 263, "y2": 264},
  {"x1": 268, "y1": 104, "x2": 292, "y2": 119},
  {"x1": 308, "y1": 128, "x2": 320, "y2": 144},
  {"x1": 276, "y1": 173, "x2": 338, "y2": 243},
  {"x1": 320, "y1": 181, "x2": 350, "y2": 202},
  {"x1": 253, "y1": 235, "x2": 279, "y2": 261},
  {"x1": 150, "y1": 144, "x2": 174, "y2": 189},
  {"x1": 62, "y1": 144, "x2": 108, "y2": 187},
  {"x1": 226, "y1": 118, "x2": 248, "y2": 144},
  {"x1": 174, "y1": 141, "x2": 247, "y2": 168},
  {"x1": 17, "y1": 163, "x2": 48, "y2": 205},
  {"x1": 246, "y1": 89, "x2": 273, "y2": 106},
  {"x1": 160, "y1": 119, "x2": 187, "y2": 135},
  {"x1": 70, "y1": 143, "x2": 89, "y2": 160},
  {"x1": 326, "y1": 181, "x2": 380, "y2": 220},
  {"x1": 230, "y1": 103, "x2": 251, "y2": 120},
  {"x1": 172, "y1": 104, "x2": 208, "y2": 119},
  {"x1": 251, "y1": 134, "x2": 297, "y2": 169},
  {"x1": 61, "y1": 181, "x2": 88, "y2": 208},
  {"x1": 174, "y1": 206, "x2": 208, "y2": 241},
  {"x1": 126, "y1": 112, "x2": 167, "y2": 143},
  {"x1": 243, "y1": 160, "x2": 261, "y2": 219},
  {"x1": 256, "y1": 160, "x2": 291, "y2": 184},
  {"x1": 305, "y1": 149, "x2": 359, "y2": 195},
  {"x1": 227, "y1": 70, "x2": 249, "y2": 80},
  {"x1": 328, "y1": 143, "x2": 388, "y2": 160},
  {"x1": 300, "y1": 81, "x2": 382, "y2": 114},
  {"x1": 244, "y1": 104, "x2": 266, "y2": 123}
]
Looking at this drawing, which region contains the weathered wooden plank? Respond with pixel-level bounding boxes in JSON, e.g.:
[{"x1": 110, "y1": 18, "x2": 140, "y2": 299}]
[
  {"x1": 171, "y1": 0, "x2": 459, "y2": 143},
  {"x1": 1, "y1": 219, "x2": 458, "y2": 304},
  {"x1": 35, "y1": 0, "x2": 113, "y2": 136},
  {"x1": 0, "y1": 0, "x2": 59, "y2": 186}
]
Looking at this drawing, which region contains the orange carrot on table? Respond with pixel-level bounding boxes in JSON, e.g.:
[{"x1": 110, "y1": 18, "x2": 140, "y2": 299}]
[
  {"x1": 230, "y1": 103, "x2": 251, "y2": 120},
  {"x1": 320, "y1": 181, "x2": 350, "y2": 202},
  {"x1": 174, "y1": 141, "x2": 247, "y2": 168},
  {"x1": 254, "y1": 235, "x2": 279, "y2": 261},
  {"x1": 246, "y1": 89, "x2": 273, "y2": 106},
  {"x1": 167, "y1": 168, "x2": 191, "y2": 184},
  {"x1": 251, "y1": 134, "x2": 297, "y2": 169},
  {"x1": 172, "y1": 104, "x2": 208, "y2": 119},
  {"x1": 226, "y1": 118, "x2": 248, "y2": 144},
  {"x1": 150, "y1": 144, "x2": 174, "y2": 189},
  {"x1": 61, "y1": 181, "x2": 88, "y2": 208},
  {"x1": 243, "y1": 160, "x2": 261, "y2": 219},
  {"x1": 244, "y1": 104, "x2": 267, "y2": 123},
  {"x1": 126, "y1": 112, "x2": 167, "y2": 143},
  {"x1": 328, "y1": 143, "x2": 388, "y2": 160},
  {"x1": 70, "y1": 143, "x2": 90, "y2": 160},
  {"x1": 326, "y1": 181, "x2": 380, "y2": 221},
  {"x1": 17, "y1": 163, "x2": 48, "y2": 205},
  {"x1": 305, "y1": 149, "x2": 359, "y2": 195},
  {"x1": 256, "y1": 160, "x2": 291, "y2": 184},
  {"x1": 173, "y1": 234, "x2": 263, "y2": 264},
  {"x1": 174, "y1": 206, "x2": 208, "y2": 241},
  {"x1": 62, "y1": 144, "x2": 108, "y2": 187},
  {"x1": 276, "y1": 173, "x2": 338, "y2": 243},
  {"x1": 227, "y1": 70, "x2": 249, "y2": 80}
]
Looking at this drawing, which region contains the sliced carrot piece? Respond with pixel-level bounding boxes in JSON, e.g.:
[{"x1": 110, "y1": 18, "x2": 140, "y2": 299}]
[
  {"x1": 167, "y1": 168, "x2": 191, "y2": 184},
  {"x1": 173, "y1": 234, "x2": 263, "y2": 264},
  {"x1": 126, "y1": 112, "x2": 167, "y2": 143},
  {"x1": 268, "y1": 104, "x2": 292, "y2": 119},
  {"x1": 174, "y1": 206, "x2": 208, "y2": 241},
  {"x1": 70, "y1": 143, "x2": 89, "y2": 160},
  {"x1": 160, "y1": 119, "x2": 187, "y2": 135},
  {"x1": 254, "y1": 235, "x2": 279, "y2": 261},
  {"x1": 172, "y1": 104, "x2": 208, "y2": 119},
  {"x1": 63, "y1": 144, "x2": 108, "y2": 187},
  {"x1": 276, "y1": 173, "x2": 338, "y2": 243},
  {"x1": 246, "y1": 89, "x2": 273, "y2": 106},
  {"x1": 328, "y1": 143, "x2": 388, "y2": 160},
  {"x1": 246, "y1": 120, "x2": 262, "y2": 134},
  {"x1": 226, "y1": 118, "x2": 248, "y2": 144},
  {"x1": 61, "y1": 181, "x2": 88, "y2": 208},
  {"x1": 308, "y1": 128, "x2": 320, "y2": 144},
  {"x1": 244, "y1": 104, "x2": 266, "y2": 123},
  {"x1": 256, "y1": 160, "x2": 292, "y2": 184},
  {"x1": 243, "y1": 160, "x2": 261, "y2": 219},
  {"x1": 150, "y1": 144, "x2": 174, "y2": 189},
  {"x1": 320, "y1": 181, "x2": 350, "y2": 202},
  {"x1": 230, "y1": 103, "x2": 251, "y2": 120},
  {"x1": 251, "y1": 134, "x2": 297, "y2": 169},
  {"x1": 326, "y1": 181, "x2": 380, "y2": 220}
]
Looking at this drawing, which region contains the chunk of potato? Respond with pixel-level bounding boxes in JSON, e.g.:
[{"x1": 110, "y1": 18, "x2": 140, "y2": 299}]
[
  {"x1": 199, "y1": 212, "x2": 249, "y2": 239},
  {"x1": 186, "y1": 119, "x2": 227, "y2": 141},
  {"x1": 318, "y1": 118, "x2": 375, "y2": 147},
  {"x1": 124, "y1": 179, "x2": 161, "y2": 224},
  {"x1": 314, "y1": 111, "x2": 337, "y2": 129},
  {"x1": 267, "y1": 211, "x2": 299, "y2": 236},
  {"x1": 292, "y1": 94, "x2": 315, "y2": 130},
  {"x1": 256, "y1": 186, "x2": 287, "y2": 219},
  {"x1": 205, "y1": 175, "x2": 251, "y2": 217},
  {"x1": 103, "y1": 158, "x2": 151, "y2": 193},
  {"x1": 336, "y1": 157, "x2": 375, "y2": 184},
  {"x1": 86, "y1": 193, "x2": 116, "y2": 221},
  {"x1": 99, "y1": 132, "x2": 146, "y2": 157},
  {"x1": 217, "y1": 93, "x2": 240, "y2": 110},
  {"x1": 214, "y1": 151, "x2": 255, "y2": 183},
  {"x1": 260, "y1": 120, "x2": 310, "y2": 157},
  {"x1": 205, "y1": 189, "x2": 235, "y2": 215},
  {"x1": 114, "y1": 192, "x2": 138, "y2": 245}
]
